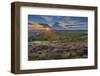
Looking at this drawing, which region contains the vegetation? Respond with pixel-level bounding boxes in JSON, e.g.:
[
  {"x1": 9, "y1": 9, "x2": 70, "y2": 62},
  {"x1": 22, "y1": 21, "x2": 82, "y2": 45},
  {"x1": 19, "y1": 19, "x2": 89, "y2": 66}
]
[{"x1": 28, "y1": 30, "x2": 88, "y2": 60}]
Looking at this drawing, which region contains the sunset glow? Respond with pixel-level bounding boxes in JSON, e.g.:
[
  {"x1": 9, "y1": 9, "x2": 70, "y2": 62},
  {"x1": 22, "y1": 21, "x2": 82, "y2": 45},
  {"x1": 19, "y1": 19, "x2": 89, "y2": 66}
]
[{"x1": 32, "y1": 25, "x2": 51, "y2": 31}]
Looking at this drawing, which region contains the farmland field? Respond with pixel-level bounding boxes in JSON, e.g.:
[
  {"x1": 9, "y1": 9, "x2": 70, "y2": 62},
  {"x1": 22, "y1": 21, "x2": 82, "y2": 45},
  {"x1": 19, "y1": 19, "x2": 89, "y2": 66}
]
[{"x1": 28, "y1": 30, "x2": 88, "y2": 60}]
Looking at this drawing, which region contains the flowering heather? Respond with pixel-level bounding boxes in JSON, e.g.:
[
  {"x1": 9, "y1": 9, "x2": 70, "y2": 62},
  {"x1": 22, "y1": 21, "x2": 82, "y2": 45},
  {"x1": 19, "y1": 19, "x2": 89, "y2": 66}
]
[{"x1": 28, "y1": 42, "x2": 88, "y2": 60}]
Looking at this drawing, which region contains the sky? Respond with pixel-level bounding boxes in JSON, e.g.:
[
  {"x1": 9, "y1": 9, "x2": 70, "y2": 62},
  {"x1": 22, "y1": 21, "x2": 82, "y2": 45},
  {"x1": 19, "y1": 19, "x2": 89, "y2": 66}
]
[{"x1": 28, "y1": 15, "x2": 88, "y2": 30}]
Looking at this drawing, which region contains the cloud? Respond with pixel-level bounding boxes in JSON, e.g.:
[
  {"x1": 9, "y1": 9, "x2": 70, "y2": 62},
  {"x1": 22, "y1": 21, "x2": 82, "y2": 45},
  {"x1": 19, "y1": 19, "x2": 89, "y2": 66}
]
[
  {"x1": 28, "y1": 15, "x2": 88, "y2": 30},
  {"x1": 41, "y1": 16, "x2": 53, "y2": 22}
]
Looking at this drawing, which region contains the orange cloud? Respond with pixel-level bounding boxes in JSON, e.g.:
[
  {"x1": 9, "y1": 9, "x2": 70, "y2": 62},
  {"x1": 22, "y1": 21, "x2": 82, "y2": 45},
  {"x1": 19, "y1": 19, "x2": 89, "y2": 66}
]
[{"x1": 32, "y1": 24, "x2": 50, "y2": 31}]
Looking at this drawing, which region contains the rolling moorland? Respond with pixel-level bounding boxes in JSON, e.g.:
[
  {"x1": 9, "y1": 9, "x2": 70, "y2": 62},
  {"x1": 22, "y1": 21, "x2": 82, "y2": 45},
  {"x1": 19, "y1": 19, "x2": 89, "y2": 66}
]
[{"x1": 28, "y1": 30, "x2": 88, "y2": 60}]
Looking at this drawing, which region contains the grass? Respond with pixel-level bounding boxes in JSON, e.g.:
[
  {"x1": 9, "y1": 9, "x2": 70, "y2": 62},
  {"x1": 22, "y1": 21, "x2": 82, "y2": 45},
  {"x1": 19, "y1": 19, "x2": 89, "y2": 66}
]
[{"x1": 28, "y1": 30, "x2": 88, "y2": 60}]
